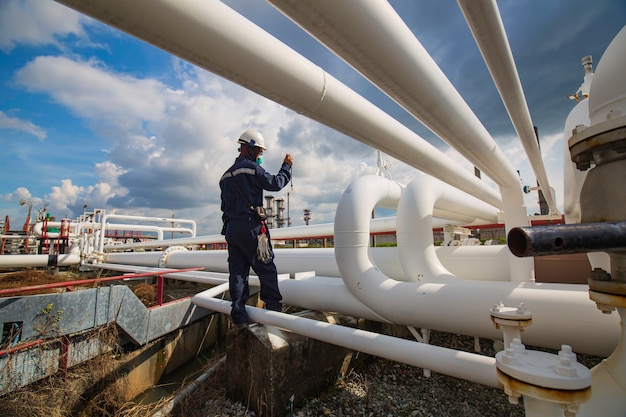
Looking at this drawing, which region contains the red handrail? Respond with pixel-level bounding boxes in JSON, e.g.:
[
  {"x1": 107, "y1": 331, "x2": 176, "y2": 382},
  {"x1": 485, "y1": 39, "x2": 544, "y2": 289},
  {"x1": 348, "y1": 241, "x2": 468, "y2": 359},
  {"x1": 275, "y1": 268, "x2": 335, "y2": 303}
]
[{"x1": 0, "y1": 267, "x2": 204, "y2": 296}]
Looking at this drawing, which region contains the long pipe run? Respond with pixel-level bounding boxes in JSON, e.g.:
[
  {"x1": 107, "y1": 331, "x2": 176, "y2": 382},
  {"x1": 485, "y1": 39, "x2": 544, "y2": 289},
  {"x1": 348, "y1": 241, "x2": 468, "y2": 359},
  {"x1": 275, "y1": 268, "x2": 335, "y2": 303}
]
[
  {"x1": 98, "y1": 213, "x2": 197, "y2": 253},
  {"x1": 191, "y1": 289, "x2": 499, "y2": 388},
  {"x1": 268, "y1": 0, "x2": 520, "y2": 190},
  {"x1": 103, "y1": 245, "x2": 512, "y2": 282},
  {"x1": 102, "y1": 212, "x2": 491, "y2": 252},
  {"x1": 54, "y1": 0, "x2": 503, "y2": 210},
  {"x1": 508, "y1": 222, "x2": 626, "y2": 257},
  {"x1": 456, "y1": 0, "x2": 558, "y2": 214},
  {"x1": 99, "y1": 255, "x2": 619, "y2": 356},
  {"x1": 0, "y1": 254, "x2": 81, "y2": 268},
  {"x1": 266, "y1": 0, "x2": 530, "y2": 233}
]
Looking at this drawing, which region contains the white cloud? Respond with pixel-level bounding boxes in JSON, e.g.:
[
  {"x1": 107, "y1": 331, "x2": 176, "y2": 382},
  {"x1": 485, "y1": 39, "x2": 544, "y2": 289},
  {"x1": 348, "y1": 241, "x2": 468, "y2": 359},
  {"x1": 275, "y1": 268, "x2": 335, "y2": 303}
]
[
  {"x1": 1, "y1": 186, "x2": 33, "y2": 202},
  {"x1": 14, "y1": 56, "x2": 167, "y2": 134},
  {"x1": 46, "y1": 179, "x2": 84, "y2": 212},
  {"x1": 0, "y1": 0, "x2": 86, "y2": 52},
  {"x1": 0, "y1": 111, "x2": 46, "y2": 140}
]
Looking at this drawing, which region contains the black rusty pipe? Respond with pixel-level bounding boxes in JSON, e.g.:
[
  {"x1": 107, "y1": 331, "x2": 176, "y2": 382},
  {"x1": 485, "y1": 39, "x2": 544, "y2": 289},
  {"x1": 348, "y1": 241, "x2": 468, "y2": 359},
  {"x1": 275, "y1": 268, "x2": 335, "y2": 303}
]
[{"x1": 508, "y1": 221, "x2": 626, "y2": 257}]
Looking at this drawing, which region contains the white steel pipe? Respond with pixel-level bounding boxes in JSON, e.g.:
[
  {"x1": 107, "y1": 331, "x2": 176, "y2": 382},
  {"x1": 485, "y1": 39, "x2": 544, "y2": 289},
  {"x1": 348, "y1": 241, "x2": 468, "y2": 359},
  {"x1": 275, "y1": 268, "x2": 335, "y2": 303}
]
[
  {"x1": 333, "y1": 176, "x2": 617, "y2": 355},
  {"x1": 396, "y1": 175, "x2": 504, "y2": 282},
  {"x1": 103, "y1": 214, "x2": 197, "y2": 236},
  {"x1": 457, "y1": 0, "x2": 558, "y2": 215},
  {"x1": 54, "y1": 0, "x2": 502, "y2": 209},
  {"x1": 578, "y1": 307, "x2": 626, "y2": 416},
  {"x1": 192, "y1": 292, "x2": 500, "y2": 388},
  {"x1": 99, "y1": 252, "x2": 618, "y2": 357},
  {"x1": 266, "y1": 0, "x2": 532, "y2": 271},
  {"x1": 102, "y1": 214, "x2": 486, "y2": 252},
  {"x1": 97, "y1": 263, "x2": 392, "y2": 323},
  {"x1": 268, "y1": 0, "x2": 520, "y2": 191},
  {"x1": 0, "y1": 254, "x2": 81, "y2": 268},
  {"x1": 266, "y1": 0, "x2": 533, "y2": 234},
  {"x1": 103, "y1": 244, "x2": 512, "y2": 282},
  {"x1": 98, "y1": 212, "x2": 197, "y2": 253}
]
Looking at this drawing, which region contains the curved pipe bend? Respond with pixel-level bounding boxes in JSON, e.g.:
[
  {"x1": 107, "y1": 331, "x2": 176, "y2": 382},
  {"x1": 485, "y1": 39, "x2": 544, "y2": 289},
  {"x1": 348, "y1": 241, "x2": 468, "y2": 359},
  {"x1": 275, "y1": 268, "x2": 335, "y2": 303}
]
[
  {"x1": 333, "y1": 176, "x2": 617, "y2": 355},
  {"x1": 397, "y1": 175, "x2": 501, "y2": 282}
]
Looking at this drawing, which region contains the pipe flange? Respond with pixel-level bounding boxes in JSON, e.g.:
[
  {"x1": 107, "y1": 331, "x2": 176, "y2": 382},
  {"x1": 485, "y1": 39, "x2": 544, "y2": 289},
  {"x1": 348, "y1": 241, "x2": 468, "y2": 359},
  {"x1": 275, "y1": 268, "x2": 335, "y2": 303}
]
[
  {"x1": 495, "y1": 340, "x2": 591, "y2": 391},
  {"x1": 158, "y1": 245, "x2": 188, "y2": 268},
  {"x1": 568, "y1": 114, "x2": 626, "y2": 171},
  {"x1": 589, "y1": 275, "x2": 626, "y2": 296},
  {"x1": 496, "y1": 369, "x2": 591, "y2": 407},
  {"x1": 589, "y1": 290, "x2": 626, "y2": 311},
  {"x1": 490, "y1": 302, "x2": 532, "y2": 330}
]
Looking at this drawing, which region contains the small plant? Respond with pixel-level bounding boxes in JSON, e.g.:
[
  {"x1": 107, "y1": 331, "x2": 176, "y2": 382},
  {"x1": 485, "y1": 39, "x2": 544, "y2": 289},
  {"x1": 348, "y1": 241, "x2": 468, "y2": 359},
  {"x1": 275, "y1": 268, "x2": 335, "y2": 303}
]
[{"x1": 32, "y1": 303, "x2": 63, "y2": 338}]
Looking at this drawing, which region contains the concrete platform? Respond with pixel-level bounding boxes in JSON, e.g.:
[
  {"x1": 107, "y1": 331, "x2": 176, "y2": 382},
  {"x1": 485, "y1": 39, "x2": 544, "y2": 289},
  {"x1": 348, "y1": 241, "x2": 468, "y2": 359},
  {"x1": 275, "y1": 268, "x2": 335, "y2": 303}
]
[{"x1": 226, "y1": 312, "x2": 358, "y2": 417}]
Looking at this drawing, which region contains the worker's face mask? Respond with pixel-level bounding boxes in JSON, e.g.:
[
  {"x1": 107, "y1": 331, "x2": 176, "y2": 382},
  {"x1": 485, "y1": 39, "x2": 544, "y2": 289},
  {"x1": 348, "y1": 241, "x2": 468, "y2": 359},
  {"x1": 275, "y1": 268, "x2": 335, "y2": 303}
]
[{"x1": 256, "y1": 156, "x2": 263, "y2": 165}]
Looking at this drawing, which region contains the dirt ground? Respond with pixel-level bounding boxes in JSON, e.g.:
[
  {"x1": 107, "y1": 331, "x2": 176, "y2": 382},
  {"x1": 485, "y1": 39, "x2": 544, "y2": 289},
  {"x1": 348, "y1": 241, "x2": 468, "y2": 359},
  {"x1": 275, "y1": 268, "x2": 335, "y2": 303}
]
[
  {"x1": 0, "y1": 269, "x2": 84, "y2": 294},
  {"x1": 0, "y1": 269, "x2": 159, "y2": 305}
]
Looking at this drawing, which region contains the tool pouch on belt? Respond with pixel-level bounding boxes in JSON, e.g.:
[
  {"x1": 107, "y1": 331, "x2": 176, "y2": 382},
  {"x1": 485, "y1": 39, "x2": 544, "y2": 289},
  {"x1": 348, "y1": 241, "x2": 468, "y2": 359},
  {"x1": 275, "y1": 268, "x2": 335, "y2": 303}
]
[
  {"x1": 257, "y1": 223, "x2": 273, "y2": 263},
  {"x1": 253, "y1": 206, "x2": 267, "y2": 221}
]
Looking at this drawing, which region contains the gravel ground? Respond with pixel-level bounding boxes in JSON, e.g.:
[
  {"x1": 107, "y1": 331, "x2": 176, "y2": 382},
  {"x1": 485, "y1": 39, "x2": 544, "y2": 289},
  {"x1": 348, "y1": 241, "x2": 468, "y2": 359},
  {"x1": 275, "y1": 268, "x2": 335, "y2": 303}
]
[{"x1": 183, "y1": 331, "x2": 569, "y2": 417}]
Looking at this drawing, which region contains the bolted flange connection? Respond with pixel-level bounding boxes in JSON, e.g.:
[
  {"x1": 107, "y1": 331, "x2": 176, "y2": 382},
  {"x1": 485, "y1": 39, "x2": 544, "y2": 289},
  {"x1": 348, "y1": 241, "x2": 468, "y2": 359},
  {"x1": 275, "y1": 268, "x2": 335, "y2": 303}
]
[
  {"x1": 158, "y1": 245, "x2": 189, "y2": 268},
  {"x1": 588, "y1": 267, "x2": 626, "y2": 314},
  {"x1": 490, "y1": 302, "x2": 532, "y2": 329},
  {"x1": 496, "y1": 339, "x2": 592, "y2": 415},
  {"x1": 490, "y1": 302, "x2": 532, "y2": 350}
]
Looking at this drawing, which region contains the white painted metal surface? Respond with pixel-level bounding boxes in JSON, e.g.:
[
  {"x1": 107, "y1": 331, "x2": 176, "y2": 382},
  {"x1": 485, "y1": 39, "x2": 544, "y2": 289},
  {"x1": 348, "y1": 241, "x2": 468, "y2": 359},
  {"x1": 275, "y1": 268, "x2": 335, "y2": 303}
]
[
  {"x1": 0, "y1": 254, "x2": 81, "y2": 268},
  {"x1": 192, "y1": 288, "x2": 500, "y2": 388},
  {"x1": 587, "y1": 26, "x2": 626, "y2": 125},
  {"x1": 457, "y1": 0, "x2": 558, "y2": 215}
]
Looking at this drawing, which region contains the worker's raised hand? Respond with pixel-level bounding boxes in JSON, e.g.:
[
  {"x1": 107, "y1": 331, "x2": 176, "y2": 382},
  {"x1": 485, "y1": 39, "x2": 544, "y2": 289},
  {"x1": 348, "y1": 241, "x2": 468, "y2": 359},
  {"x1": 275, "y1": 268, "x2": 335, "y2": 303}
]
[{"x1": 284, "y1": 153, "x2": 293, "y2": 166}]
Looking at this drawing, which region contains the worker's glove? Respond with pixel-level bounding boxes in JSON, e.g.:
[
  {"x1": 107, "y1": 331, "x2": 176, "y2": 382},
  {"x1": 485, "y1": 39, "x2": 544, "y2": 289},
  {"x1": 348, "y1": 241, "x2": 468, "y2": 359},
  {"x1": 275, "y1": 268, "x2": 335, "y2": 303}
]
[{"x1": 257, "y1": 224, "x2": 273, "y2": 263}]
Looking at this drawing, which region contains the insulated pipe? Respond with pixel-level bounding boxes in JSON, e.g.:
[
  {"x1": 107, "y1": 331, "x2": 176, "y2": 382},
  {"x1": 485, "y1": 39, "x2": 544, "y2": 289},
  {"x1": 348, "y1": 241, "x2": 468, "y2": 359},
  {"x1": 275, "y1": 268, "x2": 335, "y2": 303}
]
[
  {"x1": 267, "y1": 0, "x2": 519, "y2": 189},
  {"x1": 508, "y1": 222, "x2": 626, "y2": 257},
  {"x1": 99, "y1": 251, "x2": 618, "y2": 356},
  {"x1": 266, "y1": 0, "x2": 529, "y2": 228},
  {"x1": 396, "y1": 175, "x2": 501, "y2": 282},
  {"x1": 333, "y1": 176, "x2": 617, "y2": 355},
  {"x1": 457, "y1": 0, "x2": 559, "y2": 215},
  {"x1": 103, "y1": 245, "x2": 512, "y2": 282},
  {"x1": 96, "y1": 263, "x2": 391, "y2": 323},
  {"x1": 0, "y1": 254, "x2": 81, "y2": 268},
  {"x1": 32, "y1": 221, "x2": 65, "y2": 238},
  {"x1": 265, "y1": 0, "x2": 531, "y2": 280},
  {"x1": 578, "y1": 307, "x2": 626, "y2": 416},
  {"x1": 104, "y1": 214, "x2": 197, "y2": 236},
  {"x1": 98, "y1": 212, "x2": 197, "y2": 253},
  {"x1": 54, "y1": 0, "x2": 503, "y2": 210},
  {"x1": 102, "y1": 215, "x2": 484, "y2": 252},
  {"x1": 191, "y1": 291, "x2": 500, "y2": 388}
]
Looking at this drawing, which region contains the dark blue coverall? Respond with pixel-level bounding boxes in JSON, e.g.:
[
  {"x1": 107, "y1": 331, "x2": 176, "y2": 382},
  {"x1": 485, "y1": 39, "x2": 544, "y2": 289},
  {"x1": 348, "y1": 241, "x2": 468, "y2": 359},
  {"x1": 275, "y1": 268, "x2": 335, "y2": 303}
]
[{"x1": 219, "y1": 156, "x2": 292, "y2": 326}]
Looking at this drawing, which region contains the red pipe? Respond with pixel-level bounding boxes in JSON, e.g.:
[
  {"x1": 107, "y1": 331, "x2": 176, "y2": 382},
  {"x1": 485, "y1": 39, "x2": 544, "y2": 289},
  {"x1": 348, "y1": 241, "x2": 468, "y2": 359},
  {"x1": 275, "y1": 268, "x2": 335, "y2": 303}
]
[
  {"x1": 0, "y1": 338, "x2": 47, "y2": 357},
  {"x1": 0, "y1": 267, "x2": 203, "y2": 296}
]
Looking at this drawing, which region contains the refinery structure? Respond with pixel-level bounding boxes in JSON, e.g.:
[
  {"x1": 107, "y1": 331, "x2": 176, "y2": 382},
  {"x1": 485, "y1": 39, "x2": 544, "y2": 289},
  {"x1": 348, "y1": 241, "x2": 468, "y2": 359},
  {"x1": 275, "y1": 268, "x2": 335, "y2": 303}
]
[{"x1": 1, "y1": 1, "x2": 625, "y2": 416}]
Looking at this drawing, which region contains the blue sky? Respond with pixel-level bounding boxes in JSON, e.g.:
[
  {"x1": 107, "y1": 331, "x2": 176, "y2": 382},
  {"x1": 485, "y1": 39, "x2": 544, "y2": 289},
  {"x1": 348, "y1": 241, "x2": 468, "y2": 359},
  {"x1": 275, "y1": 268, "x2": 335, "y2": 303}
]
[{"x1": 1, "y1": 0, "x2": 624, "y2": 234}]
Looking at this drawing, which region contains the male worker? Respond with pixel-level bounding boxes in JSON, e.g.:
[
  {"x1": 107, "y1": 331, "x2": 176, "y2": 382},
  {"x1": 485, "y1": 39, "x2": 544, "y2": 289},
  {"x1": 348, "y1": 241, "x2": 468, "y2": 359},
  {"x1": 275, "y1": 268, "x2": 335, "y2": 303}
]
[{"x1": 219, "y1": 130, "x2": 293, "y2": 329}]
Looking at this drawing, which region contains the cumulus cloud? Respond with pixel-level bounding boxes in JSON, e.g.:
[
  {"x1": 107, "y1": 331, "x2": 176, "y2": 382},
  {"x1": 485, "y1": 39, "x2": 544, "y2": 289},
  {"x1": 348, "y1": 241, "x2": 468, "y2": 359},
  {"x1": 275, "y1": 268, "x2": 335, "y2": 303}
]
[
  {"x1": 0, "y1": 0, "x2": 86, "y2": 52},
  {"x1": 14, "y1": 56, "x2": 167, "y2": 133}
]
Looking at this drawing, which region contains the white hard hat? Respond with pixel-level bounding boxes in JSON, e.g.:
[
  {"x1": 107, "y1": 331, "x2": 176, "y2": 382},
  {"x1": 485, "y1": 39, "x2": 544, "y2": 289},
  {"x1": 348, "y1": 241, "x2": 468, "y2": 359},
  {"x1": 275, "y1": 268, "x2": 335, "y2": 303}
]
[{"x1": 238, "y1": 130, "x2": 267, "y2": 150}]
